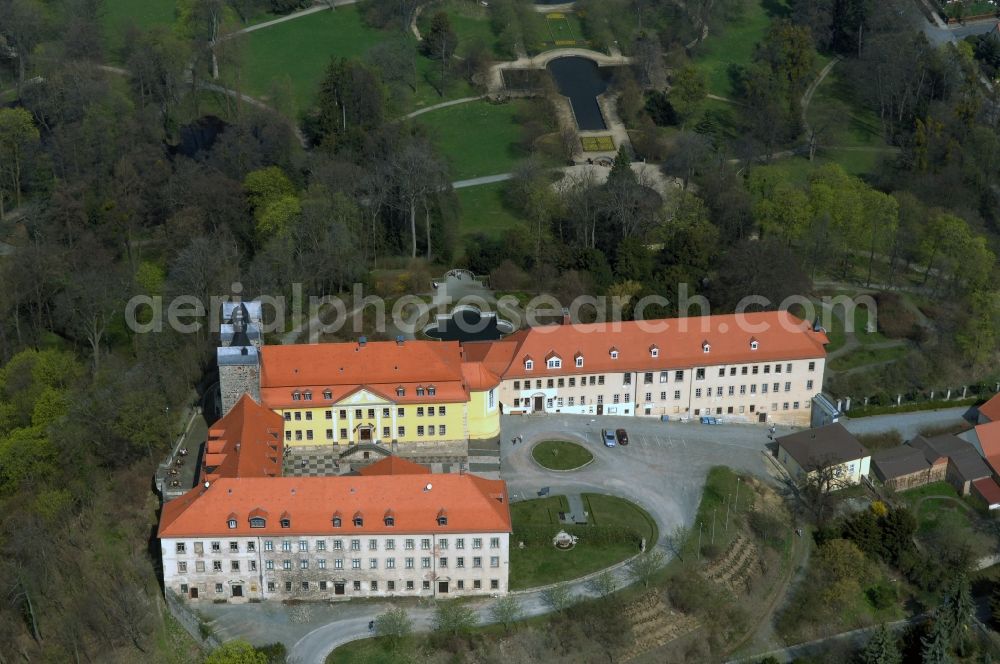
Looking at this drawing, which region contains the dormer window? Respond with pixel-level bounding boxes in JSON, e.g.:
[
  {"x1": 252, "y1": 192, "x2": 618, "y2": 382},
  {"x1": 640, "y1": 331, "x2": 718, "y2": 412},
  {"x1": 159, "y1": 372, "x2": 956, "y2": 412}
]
[
  {"x1": 575, "y1": 354, "x2": 583, "y2": 368},
  {"x1": 396, "y1": 386, "x2": 405, "y2": 397},
  {"x1": 416, "y1": 386, "x2": 425, "y2": 397},
  {"x1": 292, "y1": 391, "x2": 301, "y2": 401},
  {"x1": 280, "y1": 518, "x2": 290, "y2": 528},
  {"x1": 227, "y1": 519, "x2": 237, "y2": 529},
  {"x1": 353, "y1": 512, "x2": 364, "y2": 527},
  {"x1": 427, "y1": 386, "x2": 436, "y2": 396},
  {"x1": 609, "y1": 347, "x2": 619, "y2": 359},
  {"x1": 332, "y1": 514, "x2": 342, "y2": 528},
  {"x1": 650, "y1": 345, "x2": 659, "y2": 358},
  {"x1": 249, "y1": 517, "x2": 266, "y2": 528},
  {"x1": 524, "y1": 358, "x2": 533, "y2": 371},
  {"x1": 750, "y1": 338, "x2": 759, "y2": 351},
  {"x1": 384, "y1": 510, "x2": 395, "y2": 527},
  {"x1": 547, "y1": 357, "x2": 561, "y2": 369},
  {"x1": 437, "y1": 510, "x2": 448, "y2": 526},
  {"x1": 323, "y1": 389, "x2": 332, "y2": 400},
  {"x1": 702, "y1": 341, "x2": 711, "y2": 354},
  {"x1": 303, "y1": 390, "x2": 312, "y2": 401}
]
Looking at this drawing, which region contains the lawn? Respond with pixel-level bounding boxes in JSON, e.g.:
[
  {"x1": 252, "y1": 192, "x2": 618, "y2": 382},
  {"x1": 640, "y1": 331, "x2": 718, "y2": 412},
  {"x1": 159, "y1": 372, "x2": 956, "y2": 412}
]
[
  {"x1": 827, "y1": 344, "x2": 909, "y2": 371},
  {"x1": 508, "y1": 493, "x2": 655, "y2": 589},
  {"x1": 416, "y1": 100, "x2": 530, "y2": 180},
  {"x1": 542, "y1": 12, "x2": 586, "y2": 48},
  {"x1": 690, "y1": 0, "x2": 789, "y2": 98},
  {"x1": 228, "y1": 7, "x2": 385, "y2": 110},
  {"x1": 455, "y1": 182, "x2": 527, "y2": 239},
  {"x1": 531, "y1": 440, "x2": 594, "y2": 470},
  {"x1": 417, "y1": 0, "x2": 502, "y2": 57},
  {"x1": 102, "y1": 0, "x2": 176, "y2": 59}
]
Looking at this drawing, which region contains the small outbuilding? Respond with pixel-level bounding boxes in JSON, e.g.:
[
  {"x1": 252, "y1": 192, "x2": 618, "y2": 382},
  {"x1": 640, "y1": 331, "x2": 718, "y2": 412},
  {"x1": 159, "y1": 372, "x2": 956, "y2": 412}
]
[{"x1": 776, "y1": 423, "x2": 871, "y2": 486}]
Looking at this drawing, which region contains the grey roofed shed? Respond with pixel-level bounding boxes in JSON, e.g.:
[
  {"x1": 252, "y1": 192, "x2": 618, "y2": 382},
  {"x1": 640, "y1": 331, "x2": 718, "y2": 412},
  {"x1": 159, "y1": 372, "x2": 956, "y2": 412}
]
[{"x1": 776, "y1": 423, "x2": 870, "y2": 471}]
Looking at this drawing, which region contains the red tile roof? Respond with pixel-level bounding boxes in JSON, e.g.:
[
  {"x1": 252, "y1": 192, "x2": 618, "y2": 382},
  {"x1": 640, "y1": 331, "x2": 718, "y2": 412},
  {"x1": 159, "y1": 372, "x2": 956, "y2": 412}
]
[
  {"x1": 495, "y1": 311, "x2": 828, "y2": 379},
  {"x1": 973, "y1": 477, "x2": 1000, "y2": 507},
  {"x1": 980, "y1": 393, "x2": 1000, "y2": 423},
  {"x1": 976, "y1": 421, "x2": 1000, "y2": 476},
  {"x1": 201, "y1": 394, "x2": 284, "y2": 482},
  {"x1": 158, "y1": 473, "x2": 511, "y2": 538},
  {"x1": 359, "y1": 456, "x2": 432, "y2": 476},
  {"x1": 259, "y1": 340, "x2": 477, "y2": 408}
]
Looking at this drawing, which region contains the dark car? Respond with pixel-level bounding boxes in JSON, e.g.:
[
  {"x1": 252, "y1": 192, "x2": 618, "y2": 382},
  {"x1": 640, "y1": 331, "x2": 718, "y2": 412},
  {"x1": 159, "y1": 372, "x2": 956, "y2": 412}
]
[{"x1": 615, "y1": 428, "x2": 629, "y2": 445}]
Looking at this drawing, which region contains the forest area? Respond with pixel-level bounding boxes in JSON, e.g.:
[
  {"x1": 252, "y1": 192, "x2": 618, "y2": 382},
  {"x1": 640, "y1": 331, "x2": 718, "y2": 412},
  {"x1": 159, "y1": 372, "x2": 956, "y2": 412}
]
[{"x1": 0, "y1": 0, "x2": 999, "y2": 661}]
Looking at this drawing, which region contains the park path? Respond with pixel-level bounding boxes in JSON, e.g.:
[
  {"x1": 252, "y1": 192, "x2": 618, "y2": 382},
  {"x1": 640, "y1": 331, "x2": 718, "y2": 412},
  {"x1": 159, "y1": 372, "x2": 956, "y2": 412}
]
[
  {"x1": 800, "y1": 57, "x2": 839, "y2": 138},
  {"x1": 221, "y1": 0, "x2": 358, "y2": 40},
  {"x1": 453, "y1": 162, "x2": 682, "y2": 195},
  {"x1": 405, "y1": 95, "x2": 484, "y2": 119}
]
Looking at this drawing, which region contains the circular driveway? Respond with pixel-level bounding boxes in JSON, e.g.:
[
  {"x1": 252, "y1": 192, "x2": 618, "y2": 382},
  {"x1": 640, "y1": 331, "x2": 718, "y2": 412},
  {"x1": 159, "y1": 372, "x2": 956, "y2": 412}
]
[{"x1": 500, "y1": 414, "x2": 784, "y2": 545}]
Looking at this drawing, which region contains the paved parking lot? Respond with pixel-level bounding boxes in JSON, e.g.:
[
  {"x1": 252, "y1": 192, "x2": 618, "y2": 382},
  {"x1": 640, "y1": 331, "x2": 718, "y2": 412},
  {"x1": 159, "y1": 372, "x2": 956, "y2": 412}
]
[{"x1": 498, "y1": 414, "x2": 789, "y2": 544}]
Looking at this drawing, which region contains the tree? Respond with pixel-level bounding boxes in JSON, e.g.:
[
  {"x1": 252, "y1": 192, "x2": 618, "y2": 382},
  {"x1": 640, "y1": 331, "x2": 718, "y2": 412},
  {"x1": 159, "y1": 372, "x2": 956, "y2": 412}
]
[
  {"x1": 956, "y1": 290, "x2": 1000, "y2": 368},
  {"x1": 489, "y1": 594, "x2": 522, "y2": 631},
  {"x1": 668, "y1": 66, "x2": 707, "y2": 124},
  {"x1": 391, "y1": 137, "x2": 449, "y2": 259},
  {"x1": 859, "y1": 624, "x2": 902, "y2": 664},
  {"x1": 628, "y1": 549, "x2": 665, "y2": 588},
  {"x1": 124, "y1": 26, "x2": 190, "y2": 131},
  {"x1": 541, "y1": 584, "x2": 573, "y2": 613},
  {"x1": 0, "y1": 0, "x2": 46, "y2": 98},
  {"x1": 709, "y1": 238, "x2": 811, "y2": 313},
  {"x1": 366, "y1": 39, "x2": 417, "y2": 94},
  {"x1": 433, "y1": 600, "x2": 478, "y2": 636},
  {"x1": 757, "y1": 20, "x2": 816, "y2": 89},
  {"x1": 920, "y1": 615, "x2": 952, "y2": 664},
  {"x1": 203, "y1": 640, "x2": 268, "y2": 664},
  {"x1": 374, "y1": 607, "x2": 411, "y2": 650},
  {"x1": 796, "y1": 457, "x2": 852, "y2": 525},
  {"x1": 316, "y1": 58, "x2": 384, "y2": 143},
  {"x1": 54, "y1": 268, "x2": 127, "y2": 373},
  {"x1": 423, "y1": 11, "x2": 457, "y2": 93},
  {"x1": 0, "y1": 107, "x2": 40, "y2": 218},
  {"x1": 243, "y1": 166, "x2": 299, "y2": 241},
  {"x1": 586, "y1": 569, "x2": 618, "y2": 599},
  {"x1": 939, "y1": 578, "x2": 974, "y2": 654}
]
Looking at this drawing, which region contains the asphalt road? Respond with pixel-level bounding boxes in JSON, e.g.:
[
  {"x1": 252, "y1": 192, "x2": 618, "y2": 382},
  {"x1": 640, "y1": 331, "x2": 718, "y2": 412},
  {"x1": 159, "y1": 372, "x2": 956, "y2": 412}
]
[{"x1": 841, "y1": 406, "x2": 973, "y2": 439}]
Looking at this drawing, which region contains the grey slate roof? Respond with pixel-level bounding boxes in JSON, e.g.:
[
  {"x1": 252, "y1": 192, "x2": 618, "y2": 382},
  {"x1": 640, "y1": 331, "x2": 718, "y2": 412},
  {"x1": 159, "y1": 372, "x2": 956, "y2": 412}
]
[
  {"x1": 909, "y1": 434, "x2": 991, "y2": 482},
  {"x1": 777, "y1": 423, "x2": 870, "y2": 470},
  {"x1": 872, "y1": 445, "x2": 929, "y2": 480}
]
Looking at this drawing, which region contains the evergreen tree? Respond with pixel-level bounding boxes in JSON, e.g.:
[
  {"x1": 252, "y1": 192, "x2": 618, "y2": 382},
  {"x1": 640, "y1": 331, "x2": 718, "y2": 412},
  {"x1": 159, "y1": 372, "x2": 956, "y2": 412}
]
[
  {"x1": 940, "y1": 578, "x2": 974, "y2": 654},
  {"x1": 920, "y1": 615, "x2": 953, "y2": 664},
  {"x1": 859, "y1": 624, "x2": 901, "y2": 664},
  {"x1": 607, "y1": 146, "x2": 636, "y2": 187},
  {"x1": 423, "y1": 11, "x2": 457, "y2": 60}
]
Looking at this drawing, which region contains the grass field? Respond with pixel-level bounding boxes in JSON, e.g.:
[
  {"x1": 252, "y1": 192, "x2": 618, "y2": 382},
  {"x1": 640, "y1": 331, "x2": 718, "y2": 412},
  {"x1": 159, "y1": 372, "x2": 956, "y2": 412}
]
[
  {"x1": 229, "y1": 7, "x2": 384, "y2": 110},
  {"x1": 531, "y1": 440, "x2": 594, "y2": 470},
  {"x1": 828, "y1": 344, "x2": 909, "y2": 371},
  {"x1": 416, "y1": 100, "x2": 529, "y2": 179},
  {"x1": 455, "y1": 183, "x2": 527, "y2": 239},
  {"x1": 543, "y1": 12, "x2": 585, "y2": 48},
  {"x1": 690, "y1": 0, "x2": 789, "y2": 98},
  {"x1": 417, "y1": 0, "x2": 502, "y2": 57},
  {"x1": 685, "y1": 466, "x2": 755, "y2": 556},
  {"x1": 509, "y1": 493, "x2": 655, "y2": 589},
  {"x1": 581, "y1": 135, "x2": 615, "y2": 151},
  {"x1": 102, "y1": 0, "x2": 176, "y2": 58}
]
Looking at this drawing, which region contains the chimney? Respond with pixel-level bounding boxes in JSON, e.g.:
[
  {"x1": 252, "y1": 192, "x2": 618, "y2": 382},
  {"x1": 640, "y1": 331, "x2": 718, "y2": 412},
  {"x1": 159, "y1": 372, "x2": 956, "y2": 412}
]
[
  {"x1": 358, "y1": 336, "x2": 367, "y2": 347},
  {"x1": 561, "y1": 308, "x2": 571, "y2": 325}
]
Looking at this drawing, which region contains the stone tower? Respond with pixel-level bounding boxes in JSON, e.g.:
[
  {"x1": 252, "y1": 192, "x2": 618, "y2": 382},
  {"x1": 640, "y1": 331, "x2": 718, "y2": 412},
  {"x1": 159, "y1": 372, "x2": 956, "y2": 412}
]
[{"x1": 218, "y1": 302, "x2": 262, "y2": 415}]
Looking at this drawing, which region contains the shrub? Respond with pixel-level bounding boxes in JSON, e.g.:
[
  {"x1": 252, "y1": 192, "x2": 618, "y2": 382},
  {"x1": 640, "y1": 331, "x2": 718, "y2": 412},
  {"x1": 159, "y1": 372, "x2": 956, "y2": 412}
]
[
  {"x1": 866, "y1": 582, "x2": 897, "y2": 610},
  {"x1": 700, "y1": 542, "x2": 723, "y2": 560}
]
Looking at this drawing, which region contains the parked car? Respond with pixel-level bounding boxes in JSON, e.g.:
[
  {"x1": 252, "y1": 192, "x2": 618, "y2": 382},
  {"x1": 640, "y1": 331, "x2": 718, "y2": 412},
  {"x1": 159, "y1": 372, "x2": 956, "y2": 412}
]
[
  {"x1": 601, "y1": 429, "x2": 617, "y2": 447},
  {"x1": 615, "y1": 428, "x2": 629, "y2": 445}
]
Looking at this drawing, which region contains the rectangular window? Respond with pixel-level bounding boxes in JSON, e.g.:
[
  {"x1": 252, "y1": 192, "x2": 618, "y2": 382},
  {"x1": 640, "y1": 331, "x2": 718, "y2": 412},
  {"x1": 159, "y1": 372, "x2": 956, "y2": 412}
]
[
  {"x1": 439, "y1": 557, "x2": 448, "y2": 568},
  {"x1": 196, "y1": 560, "x2": 205, "y2": 572},
  {"x1": 623, "y1": 373, "x2": 631, "y2": 385},
  {"x1": 598, "y1": 375, "x2": 605, "y2": 385},
  {"x1": 784, "y1": 382, "x2": 791, "y2": 392},
  {"x1": 660, "y1": 392, "x2": 666, "y2": 400},
  {"x1": 660, "y1": 371, "x2": 668, "y2": 383},
  {"x1": 294, "y1": 412, "x2": 301, "y2": 421},
  {"x1": 326, "y1": 429, "x2": 333, "y2": 439},
  {"x1": 728, "y1": 386, "x2": 734, "y2": 396},
  {"x1": 490, "y1": 537, "x2": 500, "y2": 548},
  {"x1": 305, "y1": 412, "x2": 313, "y2": 421},
  {"x1": 457, "y1": 557, "x2": 465, "y2": 568},
  {"x1": 216, "y1": 583, "x2": 224, "y2": 594},
  {"x1": 383, "y1": 426, "x2": 390, "y2": 438},
  {"x1": 808, "y1": 361, "x2": 816, "y2": 371},
  {"x1": 397, "y1": 407, "x2": 404, "y2": 417},
  {"x1": 406, "y1": 557, "x2": 415, "y2": 569},
  {"x1": 422, "y1": 557, "x2": 431, "y2": 569},
  {"x1": 696, "y1": 368, "x2": 705, "y2": 380},
  {"x1": 752, "y1": 365, "x2": 759, "y2": 375},
  {"x1": 764, "y1": 365, "x2": 770, "y2": 374},
  {"x1": 763, "y1": 383, "x2": 769, "y2": 393},
  {"x1": 569, "y1": 377, "x2": 576, "y2": 387},
  {"x1": 325, "y1": 410, "x2": 332, "y2": 419},
  {"x1": 775, "y1": 364, "x2": 782, "y2": 373},
  {"x1": 794, "y1": 401, "x2": 800, "y2": 409},
  {"x1": 386, "y1": 539, "x2": 395, "y2": 551},
  {"x1": 282, "y1": 560, "x2": 291, "y2": 570},
  {"x1": 369, "y1": 558, "x2": 378, "y2": 569},
  {"x1": 340, "y1": 428, "x2": 347, "y2": 439},
  {"x1": 265, "y1": 560, "x2": 273, "y2": 571},
  {"x1": 352, "y1": 559, "x2": 361, "y2": 569},
  {"x1": 456, "y1": 538, "x2": 465, "y2": 549},
  {"x1": 398, "y1": 426, "x2": 405, "y2": 437},
  {"x1": 547, "y1": 379, "x2": 554, "y2": 388},
  {"x1": 369, "y1": 539, "x2": 378, "y2": 551},
  {"x1": 417, "y1": 407, "x2": 424, "y2": 417},
  {"x1": 353, "y1": 581, "x2": 361, "y2": 591},
  {"x1": 388, "y1": 581, "x2": 395, "y2": 591},
  {"x1": 644, "y1": 372, "x2": 653, "y2": 384},
  {"x1": 333, "y1": 539, "x2": 343, "y2": 550},
  {"x1": 334, "y1": 559, "x2": 343, "y2": 569},
  {"x1": 474, "y1": 580, "x2": 482, "y2": 589},
  {"x1": 645, "y1": 392, "x2": 651, "y2": 401},
  {"x1": 299, "y1": 540, "x2": 308, "y2": 552},
  {"x1": 285, "y1": 430, "x2": 291, "y2": 441},
  {"x1": 491, "y1": 580, "x2": 499, "y2": 590},
  {"x1": 284, "y1": 412, "x2": 292, "y2": 421},
  {"x1": 211, "y1": 541, "x2": 221, "y2": 553},
  {"x1": 438, "y1": 406, "x2": 446, "y2": 415},
  {"x1": 354, "y1": 409, "x2": 362, "y2": 418},
  {"x1": 716, "y1": 387, "x2": 723, "y2": 396},
  {"x1": 490, "y1": 556, "x2": 500, "y2": 568},
  {"x1": 177, "y1": 562, "x2": 187, "y2": 573},
  {"x1": 675, "y1": 370, "x2": 684, "y2": 381},
  {"x1": 351, "y1": 539, "x2": 360, "y2": 551},
  {"x1": 405, "y1": 539, "x2": 415, "y2": 550},
  {"x1": 264, "y1": 540, "x2": 273, "y2": 551},
  {"x1": 740, "y1": 385, "x2": 746, "y2": 395},
  {"x1": 320, "y1": 581, "x2": 327, "y2": 591},
  {"x1": 417, "y1": 426, "x2": 424, "y2": 437},
  {"x1": 557, "y1": 378, "x2": 564, "y2": 388},
  {"x1": 773, "y1": 383, "x2": 780, "y2": 392},
  {"x1": 299, "y1": 560, "x2": 308, "y2": 570},
  {"x1": 806, "y1": 380, "x2": 814, "y2": 390},
  {"x1": 751, "y1": 384, "x2": 757, "y2": 394},
  {"x1": 695, "y1": 388, "x2": 702, "y2": 398},
  {"x1": 613, "y1": 394, "x2": 620, "y2": 404},
  {"x1": 176, "y1": 542, "x2": 186, "y2": 554},
  {"x1": 741, "y1": 367, "x2": 748, "y2": 375},
  {"x1": 473, "y1": 557, "x2": 482, "y2": 568},
  {"x1": 429, "y1": 425, "x2": 436, "y2": 436},
  {"x1": 438, "y1": 538, "x2": 448, "y2": 549},
  {"x1": 318, "y1": 559, "x2": 326, "y2": 569},
  {"x1": 783, "y1": 402, "x2": 790, "y2": 410},
  {"x1": 786, "y1": 363, "x2": 793, "y2": 373},
  {"x1": 407, "y1": 581, "x2": 415, "y2": 590},
  {"x1": 473, "y1": 538, "x2": 482, "y2": 549},
  {"x1": 382, "y1": 407, "x2": 390, "y2": 418},
  {"x1": 422, "y1": 538, "x2": 431, "y2": 550},
  {"x1": 718, "y1": 368, "x2": 725, "y2": 377},
  {"x1": 514, "y1": 381, "x2": 520, "y2": 389}
]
